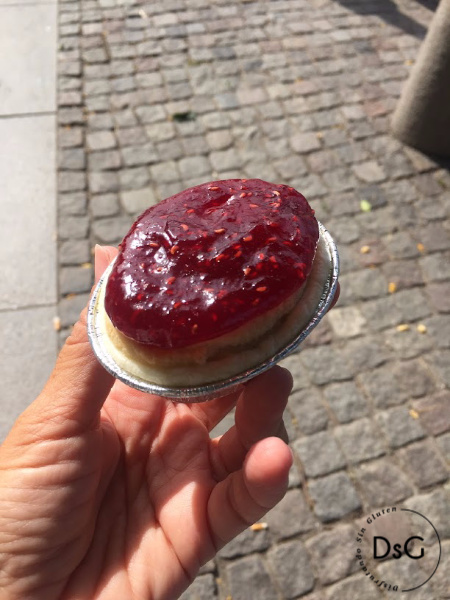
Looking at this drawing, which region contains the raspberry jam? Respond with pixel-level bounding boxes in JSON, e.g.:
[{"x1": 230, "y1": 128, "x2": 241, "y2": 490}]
[{"x1": 105, "y1": 179, "x2": 319, "y2": 349}]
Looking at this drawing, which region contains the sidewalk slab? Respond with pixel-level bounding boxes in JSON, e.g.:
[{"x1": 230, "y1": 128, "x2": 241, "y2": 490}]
[
  {"x1": 0, "y1": 115, "x2": 57, "y2": 310},
  {"x1": 0, "y1": 306, "x2": 57, "y2": 442},
  {"x1": 0, "y1": 3, "x2": 57, "y2": 115}
]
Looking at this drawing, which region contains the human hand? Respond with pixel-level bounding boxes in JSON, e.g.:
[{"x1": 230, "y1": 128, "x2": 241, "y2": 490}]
[{"x1": 0, "y1": 245, "x2": 296, "y2": 600}]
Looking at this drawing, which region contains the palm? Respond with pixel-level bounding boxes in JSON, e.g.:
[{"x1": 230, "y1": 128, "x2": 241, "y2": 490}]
[{"x1": 0, "y1": 369, "x2": 291, "y2": 600}]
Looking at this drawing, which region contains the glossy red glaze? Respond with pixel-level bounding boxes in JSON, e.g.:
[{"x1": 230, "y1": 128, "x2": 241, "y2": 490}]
[{"x1": 105, "y1": 179, "x2": 319, "y2": 349}]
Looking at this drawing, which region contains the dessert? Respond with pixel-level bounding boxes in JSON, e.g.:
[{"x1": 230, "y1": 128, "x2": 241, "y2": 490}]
[{"x1": 95, "y1": 179, "x2": 334, "y2": 387}]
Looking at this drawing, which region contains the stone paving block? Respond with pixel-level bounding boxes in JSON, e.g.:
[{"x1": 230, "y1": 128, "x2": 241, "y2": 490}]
[
  {"x1": 420, "y1": 252, "x2": 450, "y2": 283},
  {"x1": 120, "y1": 188, "x2": 158, "y2": 214},
  {"x1": 293, "y1": 431, "x2": 346, "y2": 478},
  {"x1": 90, "y1": 171, "x2": 119, "y2": 194},
  {"x1": 425, "y1": 283, "x2": 450, "y2": 314},
  {"x1": 382, "y1": 258, "x2": 424, "y2": 291},
  {"x1": 306, "y1": 525, "x2": 357, "y2": 585},
  {"x1": 264, "y1": 489, "x2": 316, "y2": 541},
  {"x1": 308, "y1": 471, "x2": 362, "y2": 522},
  {"x1": 415, "y1": 222, "x2": 450, "y2": 253},
  {"x1": 88, "y1": 150, "x2": 121, "y2": 171},
  {"x1": 425, "y1": 349, "x2": 450, "y2": 388},
  {"x1": 290, "y1": 132, "x2": 321, "y2": 154},
  {"x1": 323, "y1": 381, "x2": 369, "y2": 423},
  {"x1": 91, "y1": 193, "x2": 120, "y2": 218},
  {"x1": 327, "y1": 306, "x2": 366, "y2": 339},
  {"x1": 341, "y1": 336, "x2": 391, "y2": 373},
  {"x1": 59, "y1": 292, "x2": 89, "y2": 328},
  {"x1": 376, "y1": 406, "x2": 426, "y2": 449},
  {"x1": 59, "y1": 148, "x2": 86, "y2": 171},
  {"x1": 119, "y1": 167, "x2": 151, "y2": 190},
  {"x1": 59, "y1": 265, "x2": 93, "y2": 295},
  {"x1": 324, "y1": 574, "x2": 384, "y2": 600},
  {"x1": 356, "y1": 459, "x2": 414, "y2": 505},
  {"x1": 225, "y1": 555, "x2": 278, "y2": 600},
  {"x1": 92, "y1": 216, "x2": 131, "y2": 244},
  {"x1": 218, "y1": 526, "x2": 270, "y2": 560},
  {"x1": 352, "y1": 160, "x2": 386, "y2": 183},
  {"x1": 86, "y1": 130, "x2": 116, "y2": 151},
  {"x1": 436, "y1": 432, "x2": 450, "y2": 462},
  {"x1": 58, "y1": 215, "x2": 89, "y2": 240},
  {"x1": 121, "y1": 144, "x2": 158, "y2": 167},
  {"x1": 393, "y1": 288, "x2": 432, "y2": 323},
  {"x1": 267, "y1": 540, "x2": 315, "y2": 599},
  {"x1": 300, "y1": 345, "x2": 355, "y2": 385},
  {"x1": 412, "y1": 391, "x2": 450, "y2": 436},
  {"x1": 179, "y1": 574, "x2": 217, "y2": 600},
  {"x1": 398, "y1": 440, "x2": 448, "y2": 489},
  {"x1": 288, "y1": 387, "x2": 329, "y2": 435},
  {"x1": 334, "y1": 418, "x2": 386, "y2": 464},
  {"x1": 59, "y1": 239, "x2": 91, "y2": 265},
  {"x1": 404, "y1": 488, "x2": 450, "y2": 543}
]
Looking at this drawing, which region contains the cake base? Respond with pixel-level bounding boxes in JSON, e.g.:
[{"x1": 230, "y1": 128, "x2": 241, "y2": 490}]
[{"x1": 93, "y1": 232, "x2": 332, "y2": 388}]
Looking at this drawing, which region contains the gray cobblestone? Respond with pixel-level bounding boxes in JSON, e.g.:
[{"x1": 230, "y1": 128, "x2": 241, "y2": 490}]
[
  {"x1": 91, "y1": 193, "x2": 120, "y2": 218},
  {"x1": 324, "y1": 574, "x2": 383, "y2": 600},
  {"x1": 289, "y1": 387, "x2": 329, "y2": 435},
  {"x1": 398, "y1": 439, "x2": 448, "y2": 489},
  {"x1": 225, "y1": 555, "x2": 278, "y2": 600},
  {"x1": 376, "y1": 406, "x2": 425, "y2": 448},
  {"x1": 308, "y1": 472, "x2": 362, "y2": 522},
  {"x1": 59, "y1": 239, "x2": 91, "y2": 265},
  {"x1": 425, "y1": 282, "x2": 450, "y2": 314},
  {"x1": 306, "y1": 525, "x2": 357, "y2": 585},
  {"x1": 412, "y1": 391, "x2": 450, "y2": 436},
  {"x1": 59, "y1": 266, "x2": 93, "y2": 295},
  {"x1": 356, "y1": 459, "x2": 413, "y2": 505},
  {"x1": 300, "y1": 346, "x2": 355, "y2": 385},
  {"x1": 179, "y1": 574, "x2": 216, "y2": 600},
  {"x1": 120, "y1": 188, "x2": 158, "y2": 215},
  {"x1": 58, "y1": 215, "x2": 89, "y2": 240},
  {"x1": 323, "y1": 381, "x2": 369, "y2": 423},
  {"x1": 59, "y1": 192, "x2": 87, "y2": 216},
  {"x1": 218, "y1": 526, "x2": 270, "y2": 560},
  {"x1": 293, "y1": 431, "x2": 346, "y2": 478},
  {"x1": 92, "y1": 216, "x2": 131, "y2": 244},
  {"x1": 335, "y1": 418, "x2": 385, "y2": 464},
  {"x1": 268, "y1": 540, "x2": 315, "y2": 599},
  {"x1": 265, "y1": 489, "x2": 316, "y2": 541}
]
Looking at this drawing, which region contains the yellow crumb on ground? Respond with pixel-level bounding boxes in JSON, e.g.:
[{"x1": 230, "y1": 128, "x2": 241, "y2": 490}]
[
  {"x1": 396, "y1": 324, "x2": 410, "y2": 332},
  {"x1": 409, "y1": 409, "x2": 419, "y2": 419},
  {"x1": 250, "y1": 523, "x2": 268, "y2": 531},
  {"x1": 52, "y1": 316, "x2": 61, "y2": 331},
  {"x1": 417, "y1": 243, "x2": 425, "y2": 253},
  {"x1": 417, "y1": 324, "x2": 427, "y2": 334},
  {"x1": 360, "y1": 245, "x2": 371, "y2": 254},
  {"x1": 388, "y1": 282, "x2": 397, "y2": 294}
]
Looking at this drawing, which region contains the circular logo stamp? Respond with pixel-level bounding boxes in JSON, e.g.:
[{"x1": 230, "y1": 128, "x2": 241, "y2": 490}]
[{"x1": 355, "y1": 506, "x2": 441, "y2": 593}]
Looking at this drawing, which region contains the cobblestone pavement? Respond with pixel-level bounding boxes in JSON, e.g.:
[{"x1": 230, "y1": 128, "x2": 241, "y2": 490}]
[{"x1": 57, "y1": 0, "x2": 449, "y2": 597}]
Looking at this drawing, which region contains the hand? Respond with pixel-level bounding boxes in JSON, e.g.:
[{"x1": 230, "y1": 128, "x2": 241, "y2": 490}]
[{"x1": 0, "y1": 245, "x2": 296, "y2": 600}]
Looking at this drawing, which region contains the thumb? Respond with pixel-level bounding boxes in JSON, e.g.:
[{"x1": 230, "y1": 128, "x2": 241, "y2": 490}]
[{"x1": 23, "y1": 245, "x2": 119, "y2": 435}]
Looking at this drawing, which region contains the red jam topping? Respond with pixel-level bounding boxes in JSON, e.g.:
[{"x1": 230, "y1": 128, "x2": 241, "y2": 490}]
[{"x1": 105, "y1": 179, "x2": 319, "y2": 350}]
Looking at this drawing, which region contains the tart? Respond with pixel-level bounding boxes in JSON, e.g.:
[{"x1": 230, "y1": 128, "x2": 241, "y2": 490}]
[{"x1": 94, "y1": 179, "x2": 335, "y2": 388}]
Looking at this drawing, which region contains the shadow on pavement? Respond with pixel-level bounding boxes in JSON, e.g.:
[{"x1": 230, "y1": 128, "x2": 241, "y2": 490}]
[{"x1": 334, "y1": 0, "x2": 430, "y2": 38}]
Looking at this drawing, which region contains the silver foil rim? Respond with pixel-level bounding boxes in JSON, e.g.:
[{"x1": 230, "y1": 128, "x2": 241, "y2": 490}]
[{"x1": 87, "y1": 222, "x2": 339, "y2": 402}]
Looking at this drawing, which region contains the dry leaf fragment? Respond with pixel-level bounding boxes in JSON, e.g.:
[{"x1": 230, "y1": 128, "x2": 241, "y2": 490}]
[{"x1": 250, "y1": 523, "x2": 268, "y2": 531}]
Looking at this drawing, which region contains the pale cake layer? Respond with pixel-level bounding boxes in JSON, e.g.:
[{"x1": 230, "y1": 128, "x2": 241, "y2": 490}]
[{"x1": 97, "y1": 235, "x2": 331, "y2": 387}]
